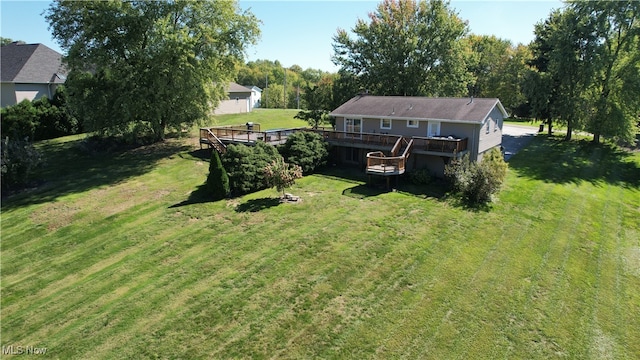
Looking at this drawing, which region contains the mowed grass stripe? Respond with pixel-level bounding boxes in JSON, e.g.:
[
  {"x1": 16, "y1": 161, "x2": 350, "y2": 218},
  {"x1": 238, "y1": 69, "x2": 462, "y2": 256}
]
[
  {"x1": 589, "y1": 183, "x2": 639, "y2": 358},
  {"x1": 4, "y1": 219, "x2": 208, "y2": 344},
  {"x1": 325, "y1": 211, "x2": 492, "y2": 358},
  {"x1": 394, "y1": 183, "x2": 556, "y2": 358},
  {"x1": 22, "y1": 225, "x2": 230, "y2": 356},
  {"x1": 1, "y1": 130, "x2": 639, "y2": 358},
  {"x1": 1, "y1": 201, "x2": 171, "y2": 313}
]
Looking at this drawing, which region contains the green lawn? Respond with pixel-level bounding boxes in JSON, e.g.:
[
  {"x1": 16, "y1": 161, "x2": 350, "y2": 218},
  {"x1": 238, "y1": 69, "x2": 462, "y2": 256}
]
[
  {"x1": 204, "y1": 108, "x2": 307, "y2": 129},
  {"x1": 1, "y1": 118, "x2": 639, "y2": 358}
]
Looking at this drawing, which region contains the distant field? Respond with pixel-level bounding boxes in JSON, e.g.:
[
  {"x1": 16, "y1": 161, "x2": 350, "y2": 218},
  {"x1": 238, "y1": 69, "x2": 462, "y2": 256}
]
[{"x1": 1, "y1": 121, "x2": 639, "y2": 358}]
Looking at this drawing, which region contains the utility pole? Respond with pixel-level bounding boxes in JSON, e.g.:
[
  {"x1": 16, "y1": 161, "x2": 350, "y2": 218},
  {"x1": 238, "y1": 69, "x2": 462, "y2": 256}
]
[{"x1": 283, "y1": 66, "x2": 287, "y2": 109}]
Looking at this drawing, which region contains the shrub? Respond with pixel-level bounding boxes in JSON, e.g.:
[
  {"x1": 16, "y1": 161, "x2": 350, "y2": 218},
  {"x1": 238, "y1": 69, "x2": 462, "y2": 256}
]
[
  {"x1": 33, "y1": 87, "x2": 80, "y2": 140},
  {"x1": 222, "y1": 142, "x2": 281, "y2": 195},
  {"x1": 207, "y1": 150, "x2": 230, "y2": 200},
  {"x1": 444, "y1": 147, "x2": 507, "y2": 205},
  {"x1": 0, "y1": 87, "x2": 79, "y2": 141},
  {"x1": 1, "y1": 137, "x2": 43, "y2": 191},
  {"x1": 279, "y1": 131, "x2": 329, "y2": 174},
  {"x1": 0, "y1": 100, "x2": 39, "y2": 140},
  {"x1": 407, "y1": 168, "x2": 434, "y2": 185}
]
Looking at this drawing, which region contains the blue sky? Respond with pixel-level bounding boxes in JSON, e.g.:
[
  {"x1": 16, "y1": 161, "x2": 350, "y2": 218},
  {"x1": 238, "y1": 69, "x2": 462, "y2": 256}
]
[{"x1": 1, "y1": 0, "x2": 564, "y2": 72}]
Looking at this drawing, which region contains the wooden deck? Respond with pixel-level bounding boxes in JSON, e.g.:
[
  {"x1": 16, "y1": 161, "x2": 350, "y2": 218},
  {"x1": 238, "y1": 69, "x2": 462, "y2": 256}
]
[
  {"x1": 365, "y1": 138, "x2": 414, "y2": 176},
  {"x1": 201, "y1": 125, "x2": 468, "y2": 176},
  {"x1": 200, "y1": 126, "x2": 307, "y2": 148}
]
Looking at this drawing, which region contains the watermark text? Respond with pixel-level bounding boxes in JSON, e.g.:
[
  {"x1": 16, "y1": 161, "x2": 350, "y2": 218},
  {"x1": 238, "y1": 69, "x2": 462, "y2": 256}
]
[{"x1": 2, "y1": 345, "x2": 48, "y2": 355}]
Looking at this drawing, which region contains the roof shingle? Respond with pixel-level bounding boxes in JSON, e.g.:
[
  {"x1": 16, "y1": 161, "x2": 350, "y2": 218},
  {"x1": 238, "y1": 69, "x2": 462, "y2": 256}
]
[
  {"x1": 331, "y1": 95, "x2": 507, "y2": 123},
  {"x1": 1, "y1": 42, "x2": 67, "y2": 84}
]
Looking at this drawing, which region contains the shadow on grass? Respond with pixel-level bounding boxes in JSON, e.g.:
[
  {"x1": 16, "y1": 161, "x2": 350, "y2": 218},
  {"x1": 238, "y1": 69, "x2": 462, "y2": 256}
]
[
  {"x1": 2, "y1": 137, "x2": 191, "y2": 210},
  {"x1": 314, "y1": 165, "x2": 369, "y2": 185},
  {"x1": 340, "y1": 173, "x2": 451, "y2": 201},
  {"x1": 169, "y1": 184, "x2": 215, "y2": 208},
  {"x1": 342, "y1": 184, "x2": 388, "y2": 199},
  {"x1": 179, "y1": 148, "x2": 212, "y2": 162},
  {"x1": 235, "y1": 198, "x2": 281, "y2": 213},
  {"x1": 509, "y1": 136, "x2": 640, "y2": 188}
]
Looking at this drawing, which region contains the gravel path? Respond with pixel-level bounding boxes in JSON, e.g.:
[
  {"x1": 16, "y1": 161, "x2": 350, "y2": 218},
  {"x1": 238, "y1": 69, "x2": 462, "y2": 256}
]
[{"x1": 501, "y1": 124, "x2": 539, "y2": 161}]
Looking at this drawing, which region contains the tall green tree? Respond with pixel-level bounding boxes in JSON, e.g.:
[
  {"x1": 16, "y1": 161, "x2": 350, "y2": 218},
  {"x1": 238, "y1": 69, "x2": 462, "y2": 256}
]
[
  {"x1": 571, "y1": 0, "x2": 640, "y2": 143},
  {"x1": 46, "y1": 0, "x2": 260, "y2": 142},
  {"x1": 294, "y1": 76, "x2": 334, "y2": 128},
  {"x1": 464, "y1": 35, "x2": 512, "y2": 98},
  {"x1": 263, "y1": 84, "x2": 285, "y2": 109},
  {"x1": 529, "y1": 8, "x2": 594, "y2": 140},
  {"x1": 464, "y1": 35, "x2": 531, "y2": 114},
  {"x1": 332, "y1": 0, "x2": 469, "y2": 97}
]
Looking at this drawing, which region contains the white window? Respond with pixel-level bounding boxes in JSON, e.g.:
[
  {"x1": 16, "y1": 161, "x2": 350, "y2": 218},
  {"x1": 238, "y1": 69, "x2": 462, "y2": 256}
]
[
  {"x1": 345, "y1": 118, "x2": 362, "y2": 133},
  {"x1": 494, "y1": 118, "x2": 499, "y2": 132},
  {"x1": 380, "y1": 118, "x2": 392, "y2": 130},
  {"x1": 427, "y1": 121, "x2": 441, "y2": 137},
  {"x1": 407, "y1": 119, "x2": 419, "y2": 128}
]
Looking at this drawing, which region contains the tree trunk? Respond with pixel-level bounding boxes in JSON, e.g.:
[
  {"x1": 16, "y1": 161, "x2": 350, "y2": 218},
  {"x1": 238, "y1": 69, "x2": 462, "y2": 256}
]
[
  {"x1": 155, "y1": 119, "x2": 167, "y2": 142},
  {"x1": 547, "y1": 118, "x2": 553, "y2": 136},
  {"x1": 593, "y1": 132, "x2": 601, "y2": 144},
  {"x1": 565, "y1": 119, "x2": 573, "y2": 141}
]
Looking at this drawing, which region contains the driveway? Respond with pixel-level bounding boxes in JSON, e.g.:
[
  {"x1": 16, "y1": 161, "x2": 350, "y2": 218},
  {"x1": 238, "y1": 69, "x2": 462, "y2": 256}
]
[{"x1": 502, "y1": 124, "x2": 539, "y2": 161}]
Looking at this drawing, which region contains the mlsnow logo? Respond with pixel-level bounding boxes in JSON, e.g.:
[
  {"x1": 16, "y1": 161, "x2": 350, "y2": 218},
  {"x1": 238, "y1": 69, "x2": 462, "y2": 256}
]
[{"x1": 2, "y1": 345, "x2": 48, "y2": 355}]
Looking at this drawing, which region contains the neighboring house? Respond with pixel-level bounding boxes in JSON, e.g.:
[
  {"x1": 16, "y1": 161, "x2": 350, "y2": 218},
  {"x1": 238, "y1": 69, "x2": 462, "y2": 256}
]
[
  {"x1": 327, "y1": 95, "x2": 508, "y2": 177},
  {"x1": 1, "y1": 41, "x2": 67, "y2": 108},
  {"x1": 213, "y1": 82, "x2": 261, "y2": 115}
]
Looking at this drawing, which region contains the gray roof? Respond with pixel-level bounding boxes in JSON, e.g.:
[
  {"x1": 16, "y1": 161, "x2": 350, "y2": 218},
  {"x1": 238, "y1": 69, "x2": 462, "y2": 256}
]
[
  {"x1": 1, "y1": 42, "x2": 67, "y2": 84},
  {"x1": 227, "y1": 82, "x2": 252, "y2": 93},
  {"x1": 331, "y1": 95, "x2": 508, "y2": 123}
]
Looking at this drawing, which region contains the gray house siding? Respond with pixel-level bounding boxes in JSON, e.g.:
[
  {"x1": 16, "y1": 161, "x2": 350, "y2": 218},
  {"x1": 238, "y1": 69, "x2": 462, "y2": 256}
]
[
  {"x1": 330, "y1": 96, "x2": 508, "y2": 177},
  {"x1": 478, "y1": 106, "x2": 504, "y2": 155},
  {"x1": 1, "y1": 83, "x2": 16, "y2": 107}
]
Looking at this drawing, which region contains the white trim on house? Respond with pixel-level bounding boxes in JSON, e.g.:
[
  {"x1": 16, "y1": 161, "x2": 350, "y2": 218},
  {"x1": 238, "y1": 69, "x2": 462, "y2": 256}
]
[
  {"x1": 407, "y1": 119, "x2": 419, "y2": 128},
  {"x1": 345, "y1": 117, "x2": 363, "y2": 134},
  {"x1": 331, "y1": 114, "x2": 489, "y2": 125},
  {"x1": 427, "y1": 121, "x2": 441, "y2": 137},
  {"x1": 380, "y1": 118, "x2": 392, "y2": 130},
  {"x1": 481, "y1": 100, "x2": 509, "y2": 121}
]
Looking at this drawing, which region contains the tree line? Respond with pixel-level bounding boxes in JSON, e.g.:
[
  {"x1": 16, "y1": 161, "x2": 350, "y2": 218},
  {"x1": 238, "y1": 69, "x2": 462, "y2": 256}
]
[
  {"x1": 246, "y1": 0, "x2": 638, "y2": 143},
  {"x1": 7, "y1": 0, "x2": 636, "y2": 144}
]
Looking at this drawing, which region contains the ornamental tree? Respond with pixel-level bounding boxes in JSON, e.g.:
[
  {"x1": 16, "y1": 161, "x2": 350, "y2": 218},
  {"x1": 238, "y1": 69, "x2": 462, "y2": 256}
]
[{"x1": 263, "y1": 156, "x2": 303, "y2": 197}]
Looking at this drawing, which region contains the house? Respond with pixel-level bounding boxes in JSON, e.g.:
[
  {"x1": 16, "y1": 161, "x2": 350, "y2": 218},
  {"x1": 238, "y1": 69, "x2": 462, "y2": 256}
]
[
  {"x1": 1, "y1": 41, "x2": 67, "y2": 108},
  {"x1": 213, "y1": 82, "x2": 262, "y2": 115},
  {"x1": 327, "y1": 95, "x2": 508, "y2": 177}
]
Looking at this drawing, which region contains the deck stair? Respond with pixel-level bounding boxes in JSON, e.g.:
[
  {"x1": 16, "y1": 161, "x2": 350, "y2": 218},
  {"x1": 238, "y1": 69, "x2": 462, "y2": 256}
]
[
  {"x1": 366, "y1": 137, "x2": 413, "y2": 176},
  {"x1": 203, "y1": 129, "x2": 227, "y2": 154}
]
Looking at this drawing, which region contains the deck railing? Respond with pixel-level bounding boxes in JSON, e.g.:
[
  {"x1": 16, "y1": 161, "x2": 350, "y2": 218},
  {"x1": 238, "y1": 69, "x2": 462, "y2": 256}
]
[
  {"x1": 202, "y1": 129, "x2": 227, "y2": 154},
  {"x1": 201, "y1": 125, "x2": 467, "y2": 156},
  {"x1": 308, "y1": 129, "x2": 401, "y2": 147},
  {"x1": 411, "y1": 136, "x2": 468, "y2": 154},
  {"x1": 366, "y1": 151, "x2": 407, "y2": 174},
  {"x1": 366, "y1": 138, "x2": 413, "y2": 175},
  {"x1": 200, "y1": 126, "x2": 307, "y2": 145}
]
